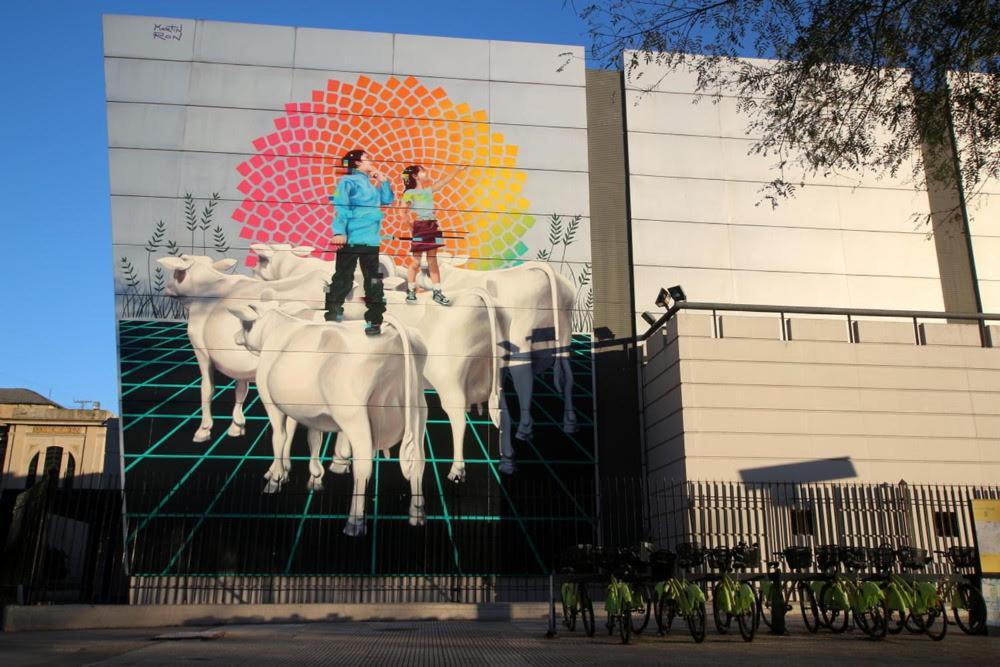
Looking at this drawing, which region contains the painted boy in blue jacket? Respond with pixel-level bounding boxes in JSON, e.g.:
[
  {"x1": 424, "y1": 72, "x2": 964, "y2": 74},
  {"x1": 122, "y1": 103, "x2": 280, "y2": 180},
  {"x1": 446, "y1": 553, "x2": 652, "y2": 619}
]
[{"x1": 325, "y1": 149, "x2": 394, "y2": 334}]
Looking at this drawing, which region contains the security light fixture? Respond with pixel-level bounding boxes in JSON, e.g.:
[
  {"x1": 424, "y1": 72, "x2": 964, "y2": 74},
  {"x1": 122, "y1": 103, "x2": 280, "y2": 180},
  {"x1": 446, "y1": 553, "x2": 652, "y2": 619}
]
[
  {"x1": 655, "y1": 285, "x2": 687, "y2": 309},
  {"x1": 641, "y1": 311, "x2": 658, "y2": 326}
]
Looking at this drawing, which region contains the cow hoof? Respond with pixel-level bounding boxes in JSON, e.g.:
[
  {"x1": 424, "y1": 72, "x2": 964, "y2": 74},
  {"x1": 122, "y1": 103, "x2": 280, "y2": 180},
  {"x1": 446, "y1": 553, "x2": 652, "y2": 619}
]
[
  {"x1": 562, "y1": 422, "x2": 579, "y2": 435},
  {"x1": 329, "y1": 459, "x2": 351, "y2": 474},
  {"x1": 499, "y1": 457, "x2": 518, "y2": 475},
  {"x1": 263, "y1": 477, "x2": 284, "y2": 494},
  {"x1": 227, "y1": 422, "x2": 246, "y2": 437},
  {"x1": 447, "y1": 464, "x2": 466, "y2": 483},
  {"x1": 514, "y1": 428, "x2": 532, "y2": 441},
  {"x1": 343, "y1": 520, "x2": 367, "y2": 537},
  {"x1": 192, "y1": 427, "x2": 212, "y2": 443},
  {"x1": 409, "y1": 513, "x2": 426, "y2": 527},
  {"x1": 307, "y1": 475, "x2": 324, "y2": 492}
]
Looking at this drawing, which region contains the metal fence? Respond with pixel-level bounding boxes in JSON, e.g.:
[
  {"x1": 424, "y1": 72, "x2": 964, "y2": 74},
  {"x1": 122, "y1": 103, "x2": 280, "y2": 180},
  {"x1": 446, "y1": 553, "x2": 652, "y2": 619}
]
[
  {"x1": 3, "y1": 473, "x2": 996, "y2": 605},
  {"x1": 647, "y1": 478, "x2": 1000, "y2": 575}
]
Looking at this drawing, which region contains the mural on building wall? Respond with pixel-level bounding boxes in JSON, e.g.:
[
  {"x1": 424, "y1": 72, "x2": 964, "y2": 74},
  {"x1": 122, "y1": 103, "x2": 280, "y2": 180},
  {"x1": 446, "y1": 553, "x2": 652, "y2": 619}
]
[{"x1": 110, "y1": 19, "x2": 594, "y2": 575}]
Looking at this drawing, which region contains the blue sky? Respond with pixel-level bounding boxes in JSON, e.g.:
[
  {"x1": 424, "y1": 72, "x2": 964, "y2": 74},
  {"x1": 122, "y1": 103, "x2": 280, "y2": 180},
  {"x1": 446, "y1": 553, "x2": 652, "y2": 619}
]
[{"x1": 0, "y1": 1, "x2": 590, "y2": 413}]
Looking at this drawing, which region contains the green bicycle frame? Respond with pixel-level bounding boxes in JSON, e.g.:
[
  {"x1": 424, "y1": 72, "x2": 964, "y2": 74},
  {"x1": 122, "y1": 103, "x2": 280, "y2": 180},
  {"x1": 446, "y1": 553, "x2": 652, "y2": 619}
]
[{"x1": 656, "y1": 577, "x2": 706, "y2": 616}]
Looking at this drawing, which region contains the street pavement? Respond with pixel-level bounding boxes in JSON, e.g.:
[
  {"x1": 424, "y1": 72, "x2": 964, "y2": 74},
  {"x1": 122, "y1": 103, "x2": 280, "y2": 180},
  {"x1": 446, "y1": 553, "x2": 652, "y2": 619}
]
[{"x1": 1, "y1": 618, "x2": 997, "y2": 665}]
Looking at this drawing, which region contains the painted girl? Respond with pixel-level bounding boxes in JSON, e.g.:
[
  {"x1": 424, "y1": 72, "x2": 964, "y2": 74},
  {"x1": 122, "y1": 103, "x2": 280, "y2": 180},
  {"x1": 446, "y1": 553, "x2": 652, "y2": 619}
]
[{"x1": 400, "y1": 164, "x2": 467, "y2": 305}]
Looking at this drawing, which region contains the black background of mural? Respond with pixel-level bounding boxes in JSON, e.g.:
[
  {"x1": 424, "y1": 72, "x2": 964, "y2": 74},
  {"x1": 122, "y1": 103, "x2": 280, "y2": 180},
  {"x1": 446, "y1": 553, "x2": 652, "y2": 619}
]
[{"x1": 119, "y1": 320, "x2": 596, "y2": 576}]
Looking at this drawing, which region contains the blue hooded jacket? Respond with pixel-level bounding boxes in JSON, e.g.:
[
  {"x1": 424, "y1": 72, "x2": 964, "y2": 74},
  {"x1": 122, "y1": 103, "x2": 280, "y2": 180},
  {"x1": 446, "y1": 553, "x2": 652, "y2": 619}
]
[{"x1": 330, "y1": 171, "x2": 394, "y2": 247}]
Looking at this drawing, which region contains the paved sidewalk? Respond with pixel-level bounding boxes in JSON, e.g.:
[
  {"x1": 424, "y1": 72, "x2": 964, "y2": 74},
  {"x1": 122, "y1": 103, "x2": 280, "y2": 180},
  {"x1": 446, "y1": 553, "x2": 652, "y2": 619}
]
[{"x1": 1, "y1": 618, "x2": 997, "y2": 665}]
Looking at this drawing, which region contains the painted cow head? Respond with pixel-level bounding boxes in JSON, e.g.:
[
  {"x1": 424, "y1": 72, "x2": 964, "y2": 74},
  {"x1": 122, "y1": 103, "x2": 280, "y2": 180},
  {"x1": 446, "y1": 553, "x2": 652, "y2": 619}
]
[
  {"x1": 250, "y1": 243, "x2": 316, "y2": 280},
  {"x1": 157, "y1": 255, "x2": 238, "y2": 298}
]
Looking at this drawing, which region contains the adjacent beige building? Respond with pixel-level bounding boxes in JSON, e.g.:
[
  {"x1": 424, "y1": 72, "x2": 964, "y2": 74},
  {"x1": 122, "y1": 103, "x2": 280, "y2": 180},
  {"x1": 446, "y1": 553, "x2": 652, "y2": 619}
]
[{"x1": 0, "y1": 389, "x2": 118, "y2": 491}]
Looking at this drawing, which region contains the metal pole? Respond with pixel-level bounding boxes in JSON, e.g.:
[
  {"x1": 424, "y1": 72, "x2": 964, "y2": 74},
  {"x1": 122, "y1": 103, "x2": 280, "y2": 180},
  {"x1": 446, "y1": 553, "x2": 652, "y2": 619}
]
[{"x1": 545, "y1": 572, "x2": 558, "y2": 638}]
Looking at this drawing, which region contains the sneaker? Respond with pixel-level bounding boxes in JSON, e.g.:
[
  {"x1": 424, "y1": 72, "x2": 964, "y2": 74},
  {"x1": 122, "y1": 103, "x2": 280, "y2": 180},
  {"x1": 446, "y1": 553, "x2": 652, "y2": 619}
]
[
  {"x1": 364, "y1": 322, "x2": 381, "y2": 336},
  {"x1": 324, "y1": 309, "x2": 344, "y2": 322},
  {"x1": 406, "y1": 288, "x2": 417, "y2": 303},
  {"x1": 432, "y1": 290, "x2": 451, "y2": 306}
]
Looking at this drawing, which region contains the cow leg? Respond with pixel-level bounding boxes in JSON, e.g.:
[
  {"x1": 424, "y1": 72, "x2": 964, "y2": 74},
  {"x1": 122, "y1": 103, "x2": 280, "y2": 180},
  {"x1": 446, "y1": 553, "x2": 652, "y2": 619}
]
[
  {"x1": 408, "y1": 456, "x2": 426, "y2": 527},
  {"x1": 227, "y1": 379, "x2": 249, "y2": 437},
  {"x1": 342, "y1": 422, "x2": 373, "y2": 537},
  {"x1": 509, "y1": 363, "x2": 535, "y2": 440},
  {"x1": 329, "y1": 432, "x2": 352, "y2": 474},
  {"x1": 262, "y1": 404, "x2": 289, "y2": 494},
  {"x1": 192, "y1": 347, "x2": 215, "y2": 443},
  {"x1": 442, "y1": 403, "x2": 467, "y2": 482},
  {"x1": 498, "y1": 390, "x2": 518, "y2": 475},
  {"x1": 306, "y1": 429, "x2": 325, "y2": 491},
  {"x1": 281, "y1": 416, "x2": 297, "y2": 476}
]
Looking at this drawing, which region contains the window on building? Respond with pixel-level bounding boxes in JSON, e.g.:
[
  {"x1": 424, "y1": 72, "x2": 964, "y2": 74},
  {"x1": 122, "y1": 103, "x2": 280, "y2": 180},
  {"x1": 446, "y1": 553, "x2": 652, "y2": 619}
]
[
  {"x1": 791, "y1": 508, "x2": 815, "y2": 536},
  {"x1": 64, "y1": 453, "x2": 76, "y2": 489},
  {"x1": 25, "y1": 452, "x2": 40, "y2": 487},
  {"x1": 933, "y1": 511, "x2": 960, "y2": 539}
]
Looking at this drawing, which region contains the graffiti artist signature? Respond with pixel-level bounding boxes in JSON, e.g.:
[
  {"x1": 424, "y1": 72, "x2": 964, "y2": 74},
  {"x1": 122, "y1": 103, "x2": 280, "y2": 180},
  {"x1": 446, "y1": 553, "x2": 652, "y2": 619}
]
[{"x1": 153, "y1": 24, "x2": 183, "y2": 41}]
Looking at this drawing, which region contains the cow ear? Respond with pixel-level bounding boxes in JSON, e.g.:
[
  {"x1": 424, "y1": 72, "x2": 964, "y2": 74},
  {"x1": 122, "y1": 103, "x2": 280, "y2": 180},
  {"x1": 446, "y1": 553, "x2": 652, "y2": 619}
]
[
  {"x1": 250, "y1": 243, "x2": 273, "y2": 259},
  {"x1": 273, "y1": 243, "x2": 292, "y2": 251},
  {"x1": 213, "y1": 258, "x2": 237, "y2": 272},
  {"x1": 158, "y1": 256, "x2": 193, "y2": 270},
  {"x1": 227, "y1": 304, "x2": 258, "y2": 321},
  {"x1": 291, "y1": 246, "x2": 314, "y2": 257},
  {"x1": 259, "y1": 288, "x2": 278, "y2": 302}
]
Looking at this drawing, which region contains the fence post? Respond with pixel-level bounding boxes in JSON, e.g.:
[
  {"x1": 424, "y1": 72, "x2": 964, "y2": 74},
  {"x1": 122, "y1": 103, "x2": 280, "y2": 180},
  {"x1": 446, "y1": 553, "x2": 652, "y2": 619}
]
[{"x1": 545, "y1": 572, "x2": 557, "y2": 638}]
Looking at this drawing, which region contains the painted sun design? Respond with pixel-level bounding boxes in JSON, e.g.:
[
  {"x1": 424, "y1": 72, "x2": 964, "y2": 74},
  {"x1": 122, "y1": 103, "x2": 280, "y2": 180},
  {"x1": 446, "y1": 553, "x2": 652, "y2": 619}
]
[{"x1": 234, "y1": 75, "x2": 534, "y2": 269}]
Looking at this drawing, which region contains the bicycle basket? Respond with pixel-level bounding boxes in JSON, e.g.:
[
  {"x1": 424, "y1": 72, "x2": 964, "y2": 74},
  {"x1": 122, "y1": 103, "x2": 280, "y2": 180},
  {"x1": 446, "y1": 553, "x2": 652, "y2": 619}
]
[
  {"x1": 562, "y1": 544, "x2": 596, "y2": 572},
  {"x1": 650, "y1": 550, "x2": 677, "y2": 579},
  {"x1": 675, "y1": 542, "x2": 704, "y2": 568},
  {"x1": 707, "y1": 546, "x2": 734, "y2": 571},
  {"x1": 840, "y1": 546, "x2": 868, "y2": 570},
  {"x1": 816, "y1": 545, "x2": 841, "y2": 570},
  {"x1": 867, "y1": 546, "x2": 896, "y2": 571},
  {"x1": 783, "y1": 546, "x2": 813, "y2": 570},
  {"x1": 946, "y1": 546, "x2": 977, "y2": 569},
  {"x1": 733, "y1": 543, "x2": 761, "y2": 569},
  {"x1": 898, "y1": 546, "x2": 930, "y2": 570}
]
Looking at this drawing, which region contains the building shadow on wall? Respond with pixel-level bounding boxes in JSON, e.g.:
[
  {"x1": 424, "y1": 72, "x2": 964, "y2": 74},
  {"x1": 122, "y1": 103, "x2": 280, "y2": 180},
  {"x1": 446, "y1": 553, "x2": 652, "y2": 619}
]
[{"x1": 738, "y1": 457, "x2": 857, "y2": 485}]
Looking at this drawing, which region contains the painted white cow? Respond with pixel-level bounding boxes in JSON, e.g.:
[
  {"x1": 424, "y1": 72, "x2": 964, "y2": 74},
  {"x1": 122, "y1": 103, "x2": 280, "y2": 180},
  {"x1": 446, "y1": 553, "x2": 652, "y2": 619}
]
[
  {"x1": 254, "y1": 248, "x2": 503, "y2": 482},
  {"x1": 329, "y1": 289, "x2": 504, "y2": 482},
  {"x1": 250, "y1": 243, "x2": 403, "y2": 290},
  {"x1": 404, "y1": 258, "x2": 577, "y2": 473},
  {"x1": 229, "y1": 303, "x2": 428, "y2": 536},
  {"x1": 157, "y1": 255, "x2": 326, "y2": 443}
]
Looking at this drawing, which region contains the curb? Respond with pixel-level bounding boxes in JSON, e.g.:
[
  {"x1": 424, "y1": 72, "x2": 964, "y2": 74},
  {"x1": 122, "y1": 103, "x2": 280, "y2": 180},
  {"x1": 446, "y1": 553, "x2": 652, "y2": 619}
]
[{"x1": 1, "y1": 602, "x2": 551, "y2": 632}]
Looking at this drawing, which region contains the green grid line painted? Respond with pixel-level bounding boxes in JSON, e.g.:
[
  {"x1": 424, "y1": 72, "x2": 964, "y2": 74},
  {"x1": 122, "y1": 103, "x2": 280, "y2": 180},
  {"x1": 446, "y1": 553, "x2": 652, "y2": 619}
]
[
  {"x1": 285, "y1": 433, "x2": 332, "y2": 574},
  {"x1": 158, "y1": 425, "x2": 270, "y2": 575},
  {"x1": 467, "y1": 415, "x2": 545, "y2": 571},
  {"x1": 122, "y1": 454, "x2": 593, "y2": 465},
  {"x1": 369, "y1": 449, "x2": 381, "y2": 574},
  {"x1": 424, "y1": 431, "x2": 461, "y2": 572}
]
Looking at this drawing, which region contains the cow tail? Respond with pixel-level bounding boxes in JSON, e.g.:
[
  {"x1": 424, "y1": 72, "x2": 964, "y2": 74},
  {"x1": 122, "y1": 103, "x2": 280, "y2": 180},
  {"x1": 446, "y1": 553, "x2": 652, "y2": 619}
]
[
  {"x1": 530, "y1": 262, "x2": 568, "y2": 392},
  {"x1": 384, "y1": 315, "x2": 422, "y2": 480},
  {"x1": 465, "y1": 288, "x2": 502, "y2": 428}
]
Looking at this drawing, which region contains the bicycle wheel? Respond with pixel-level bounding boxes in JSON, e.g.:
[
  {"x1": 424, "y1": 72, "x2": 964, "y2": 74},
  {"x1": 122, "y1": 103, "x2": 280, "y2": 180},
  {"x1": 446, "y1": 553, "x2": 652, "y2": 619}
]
[
  {"x1": 687, "y1": 601, "x2": 707, "y2": 643},
  {"x1": 712, "y1": 582, "x2": 733, "y2": 634},
  {"x1": 818, "y1": 582, "x2": 849, "y2": 633},
  {"x1": 886, "y1": 607, "x2": 906, "y2": 635},
  {"x1": 579, "y1": 585, "x2": 595, "y2": 637},
  {"x1": 952, "y1": 583, "x2": 988, "y2": 635},
  {"x1": 561, "y1": 586, "x2": 577, "y2": 631},
  {"x1": 854, "y1": 600, "x2": 888, "y2": 640},
  {"x1": 630, "y1": 585, "x2": 652, "y2": 634},
  {"x1": 619, "y1": 610, "x2": 632, "y2": 644},
  {"x1": 736, "y1": 596, "x2": 757, "y2": 642},
  {"x1": 654, "y1": 593, "x2": 676, "y2": 635},
  {"x1": 799, "y1": 583, "x2": 820, "y2": 633},
  {"x1": 916, "y1": 601, "x2": 948, "y2": 641}
]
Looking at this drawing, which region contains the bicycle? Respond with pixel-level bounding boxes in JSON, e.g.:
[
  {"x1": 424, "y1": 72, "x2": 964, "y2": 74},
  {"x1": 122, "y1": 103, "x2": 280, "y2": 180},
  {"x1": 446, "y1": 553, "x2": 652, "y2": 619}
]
[
  {"x1": 757, "y1": 545, "x2": 820, "y2": 633},
  {"x1": 935, "y1": 546, "x2": 988, "y2": 635},
  {"x1": 881, "y1": 546, "x2": 947, "y2": 641},
  {"x1": 708, "y1": 542, "x2": 759, "y2": 642},
  {"x1": 816, "y1": 546, "x2": 888, "y2": 639},
  {"x1": 603, "y1": 546, "x2": 647, "y2": 644},
  {"x1": 558, "y1": 544, "x2": 598, "y2": 636},
  {"x1": 654, "y1": 541, "x2": 709, "y2": 643}
]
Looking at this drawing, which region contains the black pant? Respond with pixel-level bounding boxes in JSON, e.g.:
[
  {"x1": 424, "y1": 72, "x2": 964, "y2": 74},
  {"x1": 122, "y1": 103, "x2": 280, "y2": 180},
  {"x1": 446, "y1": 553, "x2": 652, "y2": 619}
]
[{"x1": 325, "y1": 245, "x2": 386, "y2": 324}]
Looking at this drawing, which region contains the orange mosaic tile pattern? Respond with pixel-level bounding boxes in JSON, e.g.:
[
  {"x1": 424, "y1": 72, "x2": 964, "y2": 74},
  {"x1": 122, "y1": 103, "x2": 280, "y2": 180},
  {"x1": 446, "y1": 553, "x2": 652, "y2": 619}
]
[{"x1": 234, "y1": 75, "x2": 534, "y2": 268}]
